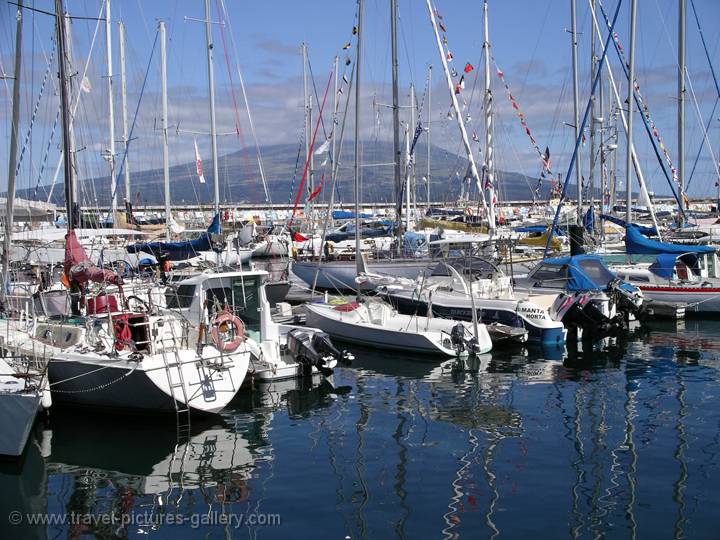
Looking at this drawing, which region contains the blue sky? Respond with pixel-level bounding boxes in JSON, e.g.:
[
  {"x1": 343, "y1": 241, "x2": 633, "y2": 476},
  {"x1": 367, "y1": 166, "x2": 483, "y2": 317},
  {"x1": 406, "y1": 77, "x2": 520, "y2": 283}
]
[{"x1": 1, "y1": 0, "x2": 720, "y2": 203}]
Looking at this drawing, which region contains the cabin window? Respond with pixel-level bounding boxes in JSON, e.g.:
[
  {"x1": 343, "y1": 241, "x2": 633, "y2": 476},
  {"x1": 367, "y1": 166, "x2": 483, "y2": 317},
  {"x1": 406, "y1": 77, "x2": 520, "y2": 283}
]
[
  {"x1": 676, "y1": 262, "x2": 690, "y2": 280},
  {"x1": 166, "y1": 284, "x2": 196, "y2": 309},
  {"x1": 577, "y1": 259, "x2": 615, "y2": 287},
  {"x1": 232, "y1": 277, "x2": 261, "y2": 330},
  {"x1": 530, "y1": 264, "x2": 568, "y2": 285},
  {"x1": 206, "y1": 287, "x2": 233, "y2": 314}
]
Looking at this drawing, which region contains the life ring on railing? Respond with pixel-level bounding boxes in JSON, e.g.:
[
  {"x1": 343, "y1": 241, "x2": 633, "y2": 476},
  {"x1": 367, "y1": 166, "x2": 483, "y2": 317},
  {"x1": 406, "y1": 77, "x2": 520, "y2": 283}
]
[
  {"x1": 210, "y1": 312, "x2": 245, "y2": 352},
  {"x1": 465, "y1": 206, "x2": 474, "y2": 216}
]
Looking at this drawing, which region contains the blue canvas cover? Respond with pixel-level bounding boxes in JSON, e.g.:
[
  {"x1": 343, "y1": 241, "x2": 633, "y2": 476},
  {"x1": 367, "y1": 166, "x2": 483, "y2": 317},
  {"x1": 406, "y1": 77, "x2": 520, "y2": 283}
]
[
  {"x1": 601, "y1": 215, "x2": 657, "y2": 236},
  {"x1": 648, "y1": 254, "x2": 681, "y2": 279},
  {"x1": 625, "y1": 223, "x2": 714, "y2": 255},
  {"x1": 540, "y1": 254, "x2": 617, "y2": 292},
  {"x1": 127, "y1": 214, "x2": 221, "y2": 261},
  {"x1": 332, "y1": 210, "x2": 372, "y2": 220}
]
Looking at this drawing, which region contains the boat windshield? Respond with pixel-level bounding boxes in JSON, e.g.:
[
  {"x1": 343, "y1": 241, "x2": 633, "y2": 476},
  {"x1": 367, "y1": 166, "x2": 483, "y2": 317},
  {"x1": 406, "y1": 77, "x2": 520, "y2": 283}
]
[
  {"x1": 166, "y1": 284, "x2": 196, "y2": 309},
  {"x1": 577, "y1": 258, "x2": 615, "y2": 287},
  {"x1": 529, "y1": 263, "x2": 569, "y2": 287}
]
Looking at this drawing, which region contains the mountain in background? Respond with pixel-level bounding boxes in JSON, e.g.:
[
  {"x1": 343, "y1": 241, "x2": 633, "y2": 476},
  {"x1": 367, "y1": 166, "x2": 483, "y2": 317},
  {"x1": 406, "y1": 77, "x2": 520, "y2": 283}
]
[{"x1": 21, "y1": 142, "x2": 569, "y2": 206}]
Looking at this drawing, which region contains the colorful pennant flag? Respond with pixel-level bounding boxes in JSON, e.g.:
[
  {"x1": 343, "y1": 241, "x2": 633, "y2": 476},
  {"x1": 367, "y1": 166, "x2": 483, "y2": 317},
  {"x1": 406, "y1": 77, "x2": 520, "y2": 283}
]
[
  {"x1": 464, "y1": 63, "x2": 474, "y2": 73},
  {"x1": 194, "y1": 138, "x2": 206, "y2": 184}
]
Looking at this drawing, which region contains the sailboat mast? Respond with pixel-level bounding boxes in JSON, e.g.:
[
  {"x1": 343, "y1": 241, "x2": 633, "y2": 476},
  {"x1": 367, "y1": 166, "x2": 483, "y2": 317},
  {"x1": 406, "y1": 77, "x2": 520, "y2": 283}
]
[
  {"x1": 425, "y1": 0, "x2": 489, "y2": 221},
  {"x1": 119, "y1": 20, "x2": 131, "y2": 202},
  {"x1": 355, "y1": 0, "x2": 364, "y2": 276},
  {"x1": 2, "y1": 0, "x2": 23, "y2": 303},
  {"x1": 427, "y1": 65, "x2": 432, "y2": 210},
  {"x1": 391, "y1": 0, "x2": 402, "y2": 252},
  {"x1": 571, "y1": 0, "x2": 582, "y2": 225},
  {"x1": 678, "y1": 0, "x2": 686, "y2": 222},
  {"x1": 56, "y1": 0, "x2": 75, "y2": 230},
  {"x1": 589, "y1": 0, "x2": 597, "y2": 229},
  {"x1": 159, "y1": 20, "x2": 171, "y2": 240},
  {"x1": 105, "y1": 0, "x2": 116, "y2": 214},
  {"x1": 483, "y1": 0, "x2": 496, "y2": 229},
  {"x1": 205, "y1": 0, "x2": 220, "y2": 218},
  {"x1": 625, "y1": 0, "x2": 637, "y2": 225}
]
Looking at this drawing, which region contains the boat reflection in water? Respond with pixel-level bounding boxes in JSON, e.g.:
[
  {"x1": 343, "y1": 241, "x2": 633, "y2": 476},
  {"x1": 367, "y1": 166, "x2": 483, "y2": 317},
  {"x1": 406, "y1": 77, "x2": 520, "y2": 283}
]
[
  {"x1": 43, "y1": 409, "x2": 265, "y2": 538},
  {"x1": 5, "y1": 319, "x2": 719, "y2": 538}
]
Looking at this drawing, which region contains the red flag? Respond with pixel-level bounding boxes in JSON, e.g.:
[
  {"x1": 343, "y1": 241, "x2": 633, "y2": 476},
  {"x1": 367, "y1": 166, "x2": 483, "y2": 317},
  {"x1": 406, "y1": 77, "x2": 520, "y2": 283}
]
[
  {"x1": 464, "y1": 62, "x2": 474, "y2": 73},
  {"x1": 454, "y1": 83, "x2": 461, "y2": 95},
  {"x1": 291, "y1": 231, "x2": 309, "y2": 242}
]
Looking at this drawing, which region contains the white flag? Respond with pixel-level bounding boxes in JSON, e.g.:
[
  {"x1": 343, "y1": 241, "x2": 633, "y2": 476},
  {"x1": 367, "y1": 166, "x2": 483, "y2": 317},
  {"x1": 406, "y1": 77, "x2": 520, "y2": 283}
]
[
  {"x1": 194, "y1": 138, "x2": 206, "y2": 184},
  {"x1": 314, "y1": 138, "x2": 331, "y2": 156}
]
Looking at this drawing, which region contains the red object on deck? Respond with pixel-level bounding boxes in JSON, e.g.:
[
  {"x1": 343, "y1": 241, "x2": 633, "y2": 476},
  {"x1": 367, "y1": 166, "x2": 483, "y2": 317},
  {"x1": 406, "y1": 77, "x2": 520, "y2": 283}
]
[
  {"x1": 86, "y1": 294, "x2": 119, "y2": 315},
  {"x1": 333, "y1": 302, "x2": 360, "y2": 312}
]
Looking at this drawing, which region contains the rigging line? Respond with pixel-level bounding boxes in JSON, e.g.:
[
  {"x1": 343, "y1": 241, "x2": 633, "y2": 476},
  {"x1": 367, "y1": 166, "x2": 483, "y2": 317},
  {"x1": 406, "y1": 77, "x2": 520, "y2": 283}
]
[
  {"x1": 684, "y1": 70, "x2": 720, "y2": 190},
  {"x1": 686, "y1": 96, "x2": 718, "y2": 192},
  {"x1": 111, "y1": 29, "x2": 159, "y2": 203},
  {"x1": 14, "y1": 42, "x2": 55, "y2": 180},
  {"x1": 217, "y1": 5, "x2": 270, "y2": 208},
  {"x1": 307, "y1": 56, "x2": 332, "y2": 146},
  {"x1": 288, "y1": 69, "x2": 334, "y2": 227},
  {"x1": 216, "y1": 0, "x2": 270, "y2": 204},
  {"x1": 46, "y1": 0, "x2": 105, "y2": 205}
]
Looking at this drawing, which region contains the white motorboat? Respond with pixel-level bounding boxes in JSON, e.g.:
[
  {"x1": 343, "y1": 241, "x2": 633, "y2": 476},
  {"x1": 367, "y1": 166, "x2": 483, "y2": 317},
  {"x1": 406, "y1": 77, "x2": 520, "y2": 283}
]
[
  {"x1": 304, "y1": 298, "x2": 493, "y2": 357},
  {"x1": 167, "y1": 270, "x2": 353, "y2": 383}
]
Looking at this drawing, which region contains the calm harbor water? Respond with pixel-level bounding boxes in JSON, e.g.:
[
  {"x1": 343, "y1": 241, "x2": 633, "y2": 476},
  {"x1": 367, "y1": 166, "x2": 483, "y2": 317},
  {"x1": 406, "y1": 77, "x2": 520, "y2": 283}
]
[{"x1": 2, "y1": 319, "x2": 719, "y2": 539}]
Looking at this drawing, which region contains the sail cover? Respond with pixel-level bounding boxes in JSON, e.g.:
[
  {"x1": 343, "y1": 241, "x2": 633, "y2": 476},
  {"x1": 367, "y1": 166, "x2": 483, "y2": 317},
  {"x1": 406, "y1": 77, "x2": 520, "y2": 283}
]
[
  {"x1": 64, "y1": 230, "x2": 120, "y2": 285},
  {"x1": 600, "y1": 214, "x2": 657, "y2": 236},
  {"x1": 624, "y1": 224, "x2": 714, "y2": 255},
  {"x1": 126, "y1": 214, "x2": 221, "y2": 261}
]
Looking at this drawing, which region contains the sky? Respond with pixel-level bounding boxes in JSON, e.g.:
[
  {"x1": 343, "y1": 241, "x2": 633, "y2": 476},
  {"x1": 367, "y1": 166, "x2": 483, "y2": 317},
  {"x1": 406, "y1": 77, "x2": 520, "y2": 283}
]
[{"x1": 1, "y1": 0, "x2": 720, "y2": 204}]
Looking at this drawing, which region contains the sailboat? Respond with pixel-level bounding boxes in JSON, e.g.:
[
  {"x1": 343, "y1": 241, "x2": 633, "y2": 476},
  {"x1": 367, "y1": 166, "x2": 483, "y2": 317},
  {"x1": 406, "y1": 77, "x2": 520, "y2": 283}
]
[
  {"x1": 0, "y1": 1, "x2": 250, "y2": 416},
  {"x1": 0, "y1": 0, "x2": 51, "y2": 458}
]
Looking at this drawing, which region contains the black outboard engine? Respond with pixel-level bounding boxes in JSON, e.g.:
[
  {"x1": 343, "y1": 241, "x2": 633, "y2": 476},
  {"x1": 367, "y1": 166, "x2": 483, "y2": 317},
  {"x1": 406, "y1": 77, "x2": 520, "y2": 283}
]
[
  {"x1": 551, "y1": 292, "x2": 613, "y2": 340},
  {"x1": 607, "y1": 278, "x2": 644, "y2": 324},
  {"x1": 286, "y1": 329, "x2": 353, "y2": 377},
  {"x1": 450, "y1": 322, "x2": 467, "y2": 355}
]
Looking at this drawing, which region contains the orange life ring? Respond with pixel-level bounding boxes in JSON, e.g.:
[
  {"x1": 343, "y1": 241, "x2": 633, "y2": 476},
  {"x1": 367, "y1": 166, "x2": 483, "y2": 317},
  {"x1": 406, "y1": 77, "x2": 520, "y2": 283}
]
[{"x1": 210, "y1": 312, "x2": 245, "y2": 352}]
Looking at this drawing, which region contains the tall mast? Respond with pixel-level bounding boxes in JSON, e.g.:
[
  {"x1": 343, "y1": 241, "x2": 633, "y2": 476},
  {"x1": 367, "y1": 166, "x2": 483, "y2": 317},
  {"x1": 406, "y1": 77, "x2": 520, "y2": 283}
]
[
  {"x1": 63, "y1": 12, "x2": 78, "y2": 206},
  {"x1": 105, "y1": 0, "x2": 116, "y2": 214},
  {"x1": 302, "y1": 43, "x2": 314, "y2": 225},
  {"x1": 425, "y1": 0, "x2": 489, "y2": 221},
  {"x1": 119, "y1": 20, "x2": 130, "y2": 202},
  {"x1": 406, "y1": 84, "x2": 415, "y2": 231},
  {"x1": 678, "y1": 0, "x2": 686, "y2": 222},
  {"x1": 205, "y1": 0, "x2": 220, "y2": 218},
  {"x1": 2, "y1": 0, "x2": 23, "y2": 304},
  {"x1": 588, "y1": 0, "x2": 597, "y2": 230},
  {"x1": 56, "y1": 0, "x2": 75, "y2": 230},
  {"x1": 391, "y1": 0, "x2": 402, "y2": 251},
  {"x1": 427, "y1": 65, "x2": 432, "y2": 210},
  {"x1": 483, "y1": 0, "x2": 496, "y2": 229},
  {"x1": 159, "y1": 20, "x2": 171, "y2": 240},
  {"x1": 625, "y1": 0, "x2": 637, "y2": 225},
  {"x1": 355, "y1": 0, "x2": 364, "y2": 277},
  {"x1": 571, "y1": 0, "x2": 582, "y2": 224}
]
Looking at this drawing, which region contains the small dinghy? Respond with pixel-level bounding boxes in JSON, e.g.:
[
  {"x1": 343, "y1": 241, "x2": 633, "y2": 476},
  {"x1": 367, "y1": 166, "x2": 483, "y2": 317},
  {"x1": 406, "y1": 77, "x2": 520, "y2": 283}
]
[{"x1": 304, "y1": 298, "x2": 493, "y2": 357}]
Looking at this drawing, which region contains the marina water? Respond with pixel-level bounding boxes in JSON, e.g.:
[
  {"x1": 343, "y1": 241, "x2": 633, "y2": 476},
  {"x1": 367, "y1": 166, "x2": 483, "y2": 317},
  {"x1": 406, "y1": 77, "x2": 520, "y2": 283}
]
[{"x1": 2, "y1": 318, "x2": 719, "y2": 539}]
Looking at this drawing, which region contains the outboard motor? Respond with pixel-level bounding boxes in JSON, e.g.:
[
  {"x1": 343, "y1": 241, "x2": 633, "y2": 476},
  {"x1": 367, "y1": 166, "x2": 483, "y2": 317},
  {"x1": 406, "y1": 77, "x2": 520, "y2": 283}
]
[
  {"x1": 450, "y1": 322, "x2": 467, "y2": 355},
  {"x1": 286, "y1": 329, "x2": 353, "y2": 377},
  {"x1": 607, "y1": 278, "x2": 644, "y2": 324}
]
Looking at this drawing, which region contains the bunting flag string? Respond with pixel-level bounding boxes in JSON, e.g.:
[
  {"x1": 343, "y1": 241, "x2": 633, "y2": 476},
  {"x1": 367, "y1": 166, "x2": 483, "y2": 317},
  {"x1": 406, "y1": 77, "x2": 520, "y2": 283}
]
[{"x1": 493, "y1": 58, "x2": 555, "y2": 200}]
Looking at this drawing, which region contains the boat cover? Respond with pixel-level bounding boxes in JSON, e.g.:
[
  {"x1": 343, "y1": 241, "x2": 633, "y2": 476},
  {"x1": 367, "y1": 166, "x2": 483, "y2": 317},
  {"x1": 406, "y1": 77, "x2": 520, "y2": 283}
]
[
  {"x1": 648, "y1": 253, "x2": 701, "y2": 279},
  {"x1": 600, "y1": 215, "x2": 657, "y2": 236},
  {"x1": 625, "y1": 223, "x2": 715, "y2": 255},
  {"x1": 126, "y1": 214, "x2": 220, "y2": 261},
  {"x1": 64, "y1": 230, "x2": 120, "y2": 285}
]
